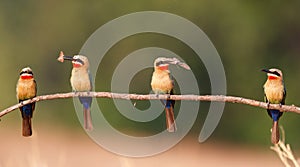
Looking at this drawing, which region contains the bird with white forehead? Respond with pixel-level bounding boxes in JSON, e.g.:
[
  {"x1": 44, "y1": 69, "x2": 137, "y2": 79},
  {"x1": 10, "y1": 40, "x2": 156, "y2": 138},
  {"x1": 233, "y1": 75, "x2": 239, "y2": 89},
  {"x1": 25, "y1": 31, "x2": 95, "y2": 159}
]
[
  {"x1": 58, "y1": 51, "x2": 93, "y2": 131},
  {"x1": 151, "y1": 57, "x2": 190, "y2": 132},
  {"x1": 262, "y1": 68, "x2": 286, "y2": 144},
  {"x1": 16, "y1": 67, "x2": 37, "y2": 137}
]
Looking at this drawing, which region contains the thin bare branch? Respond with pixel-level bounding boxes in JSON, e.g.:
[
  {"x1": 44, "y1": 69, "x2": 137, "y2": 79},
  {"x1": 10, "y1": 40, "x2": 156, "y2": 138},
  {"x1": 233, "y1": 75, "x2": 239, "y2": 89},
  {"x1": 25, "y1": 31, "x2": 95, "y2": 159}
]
[
  {"x1": 1, "y1": 92, "x2": 300, "y2": 118},
  {"x1": 270, "y1": 127, "x2": 300, "y2": 167}
]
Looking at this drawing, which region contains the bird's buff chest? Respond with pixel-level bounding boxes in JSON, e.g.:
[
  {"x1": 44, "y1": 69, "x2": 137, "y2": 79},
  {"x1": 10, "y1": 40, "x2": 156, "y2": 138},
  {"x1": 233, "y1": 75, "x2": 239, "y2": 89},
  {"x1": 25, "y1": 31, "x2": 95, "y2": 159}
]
[
  {"x1": 17, "y1": 79, "x2": 36, "y2": 100},
  {"x1": 264, "y1": 80, "x2": 284, "y2": 104},
  {"x1": 151, "y1": 70, "x2": 173, "y2": 93},
  {"x1": 70, "y1": 69, "x2": 91, "y2": 91}
]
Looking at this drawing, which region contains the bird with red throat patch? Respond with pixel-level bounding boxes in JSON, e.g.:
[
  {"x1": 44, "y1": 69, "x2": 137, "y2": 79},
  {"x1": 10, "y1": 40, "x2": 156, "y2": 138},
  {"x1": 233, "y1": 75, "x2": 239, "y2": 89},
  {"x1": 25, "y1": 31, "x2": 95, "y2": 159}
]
[
  {"x1": 151, "y1": 57, "x2": 190, "y2": 132},
  {"x1": 262, "y1": 68, "x2": 286, "y2": 144},
  {"x1": 16, "y1": 67, "x2": 37, "y2": 137},
  {"x1": 58, "y1": 51, "x2": 93, "y2": 131}
]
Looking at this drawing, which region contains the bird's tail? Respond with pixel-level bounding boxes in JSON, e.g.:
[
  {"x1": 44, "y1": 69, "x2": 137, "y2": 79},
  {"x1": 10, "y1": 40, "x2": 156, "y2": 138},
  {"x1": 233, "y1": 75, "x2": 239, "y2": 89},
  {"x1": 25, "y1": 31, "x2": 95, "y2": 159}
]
[
  {"x1": 20, "y1": 104, "x2": 33, "y2": 137},
  {"x1": 22, "y1": 117, "x2": 32, "y2": 137},
  {"x1": 79, "y1": 97, "x2": 93, "y2": 131},
  {"x1": 164, "y1": 99, "x2": 176, "y2": 132},
  {"x1": 268, "y1": 109, "x2": 281, "y2": 144},
  {"x1": 84, "y1": 107, "x2": 93, "y2": 131},
  {"x1": 271, "y1": 121, "x2": 280, "y2": 144}
]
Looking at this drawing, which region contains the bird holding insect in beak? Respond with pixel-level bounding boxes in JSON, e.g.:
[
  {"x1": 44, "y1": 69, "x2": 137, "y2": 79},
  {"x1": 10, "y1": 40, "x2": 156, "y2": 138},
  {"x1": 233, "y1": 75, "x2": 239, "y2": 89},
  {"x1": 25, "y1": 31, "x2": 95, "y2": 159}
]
[
  {"x1": 151, "y1": 57, "x2": 190, "y2": 132},
  {"x1": 262, "y1": 68, "x2": 286, "y2": 144},
  {"x1": 16, "y1": 67, "x2": 37, "y2": 137},
  {"x1": 58, "y1": 51, "x2": 93, "y2": 131}
]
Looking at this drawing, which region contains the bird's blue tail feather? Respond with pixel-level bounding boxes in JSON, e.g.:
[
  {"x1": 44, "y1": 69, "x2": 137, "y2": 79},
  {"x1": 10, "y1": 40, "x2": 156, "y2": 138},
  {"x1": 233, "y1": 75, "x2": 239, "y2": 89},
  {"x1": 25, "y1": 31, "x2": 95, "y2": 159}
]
[
  {"x1": 162, "y1": 100, "x2": 173, "y2": 109},
  {"x1": 21, "y1": 104, "x2": 33, "y2": 117},
  {"x1": 79, "y1": 97, "x2": 92, "y2": 109},
  {"x1": 270, "y1": 109, "x2": 280, "y2": 122}
]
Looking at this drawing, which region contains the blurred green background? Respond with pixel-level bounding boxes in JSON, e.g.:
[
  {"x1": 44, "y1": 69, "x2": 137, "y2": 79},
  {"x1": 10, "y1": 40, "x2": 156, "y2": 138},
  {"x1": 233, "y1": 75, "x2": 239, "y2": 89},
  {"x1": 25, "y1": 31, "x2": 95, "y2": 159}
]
[{"x1": 1, "y1": 0, "x2": 300, "y2": 149}]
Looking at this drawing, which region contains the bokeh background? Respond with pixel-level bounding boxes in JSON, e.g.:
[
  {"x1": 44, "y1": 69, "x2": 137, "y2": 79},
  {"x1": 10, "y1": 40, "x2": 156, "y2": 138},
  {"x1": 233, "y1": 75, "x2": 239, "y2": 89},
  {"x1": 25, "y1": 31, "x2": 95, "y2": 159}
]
[{"x1": 0, "y1": 1, "x2": 299, "y2": 166}]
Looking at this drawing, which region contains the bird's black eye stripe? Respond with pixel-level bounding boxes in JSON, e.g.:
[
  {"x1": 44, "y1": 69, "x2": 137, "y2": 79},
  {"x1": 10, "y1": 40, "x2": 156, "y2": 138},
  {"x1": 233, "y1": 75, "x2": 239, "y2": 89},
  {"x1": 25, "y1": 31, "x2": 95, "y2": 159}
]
[
  {"x1": 156, "y1": 61, "x2": 169, "y2": 66},
  {"x1": 156, "y1": 61, "x2": 163, "y2": 66},
  {"x1": 272, "y1": 71, "x2": 281, "y2": 76},
  {"x1": 20, "y1": 71, "x2": 33, "y2": 75},
  {"x1": 74, "y1": 58, "x2": 84, "y2": 65}
]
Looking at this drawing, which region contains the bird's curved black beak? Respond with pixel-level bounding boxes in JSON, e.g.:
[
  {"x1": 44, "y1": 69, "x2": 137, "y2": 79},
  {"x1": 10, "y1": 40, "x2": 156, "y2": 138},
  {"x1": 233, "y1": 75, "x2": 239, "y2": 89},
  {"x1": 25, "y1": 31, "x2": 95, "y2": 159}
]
[
  {"x1": 261, "y1": 69, "x2": 270, "y2": 73},
  {"x1": 163, "y1": 58, "x2": 191, "y2": 70},
  {"x1": 63, "y1": 56, "x2": 74, "y2": 61},
  {"x1": 62, "y1": 56, "x2": 84, "y2": 65}
]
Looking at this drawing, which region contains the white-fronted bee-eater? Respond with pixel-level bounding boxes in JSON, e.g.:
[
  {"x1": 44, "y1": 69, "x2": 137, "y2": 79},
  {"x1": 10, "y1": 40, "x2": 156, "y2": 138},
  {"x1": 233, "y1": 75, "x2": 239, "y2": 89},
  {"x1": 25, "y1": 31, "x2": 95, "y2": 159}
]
[
  {"x1": 58, "y1": 52, "x2": 93, "y2": 131},
  {"x1": 262, "y1": 68, "x2": 286, "y2": 144},
  {"x1": 151, "y1": 57, "x2": 190, "y2": 132},
  {"x1": 16, "y1": 67, "x2": 37, "y2": 137}
]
